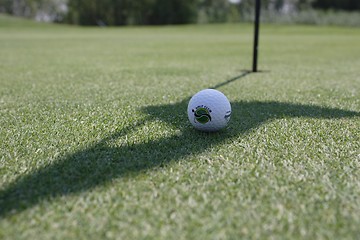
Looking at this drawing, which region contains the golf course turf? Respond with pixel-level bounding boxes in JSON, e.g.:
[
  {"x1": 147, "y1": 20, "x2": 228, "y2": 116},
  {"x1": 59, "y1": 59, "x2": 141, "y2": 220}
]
[{"x1": 0, "y1": 14, "x2": 359, "y2": 239}]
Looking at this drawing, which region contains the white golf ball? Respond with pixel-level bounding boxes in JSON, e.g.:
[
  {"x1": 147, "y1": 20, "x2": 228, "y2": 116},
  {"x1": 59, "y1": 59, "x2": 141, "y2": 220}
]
[{"x1": 187, "y1": 89, "x2": 231, "y2": 132}]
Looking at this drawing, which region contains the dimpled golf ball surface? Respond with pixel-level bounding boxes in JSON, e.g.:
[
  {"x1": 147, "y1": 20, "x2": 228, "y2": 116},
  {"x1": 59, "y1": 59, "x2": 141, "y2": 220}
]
[{"x1": 187, "y1": 89, "x2": 231, "y2": 132}]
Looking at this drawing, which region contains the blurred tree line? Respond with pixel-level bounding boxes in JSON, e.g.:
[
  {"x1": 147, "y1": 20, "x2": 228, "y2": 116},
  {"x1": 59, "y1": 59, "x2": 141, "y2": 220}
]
[
  {"x1": 1, "y1": 0, "x2": 359, "y2": 25},
  {"x1": 313, "y1": 0, "x2": 360, "y2": 11},
  {"x1": 0, "y1": 0, "x2": 67, "y2": 21},
  {"x1": 66, "y1": 0, "x2": 197, "y2": 25}
]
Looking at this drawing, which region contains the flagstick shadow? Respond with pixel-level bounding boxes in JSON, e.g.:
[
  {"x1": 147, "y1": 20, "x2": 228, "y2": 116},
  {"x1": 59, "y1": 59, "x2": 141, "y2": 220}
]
[
  {"x1": 210, "y1": 71, "x2": 252, "y2": 89},
  {"x1": 210, "y1": 70, "x2": 269, "y2": 89},
  {"x1": 0, "y1": 81, "x2": 359, "y2": 218}
]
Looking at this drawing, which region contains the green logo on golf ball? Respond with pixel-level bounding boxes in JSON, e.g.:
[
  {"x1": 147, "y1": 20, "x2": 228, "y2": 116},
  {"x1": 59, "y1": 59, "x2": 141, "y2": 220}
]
[{"x1": 193, "y1": 107, "x2": 212, "y2": 124}]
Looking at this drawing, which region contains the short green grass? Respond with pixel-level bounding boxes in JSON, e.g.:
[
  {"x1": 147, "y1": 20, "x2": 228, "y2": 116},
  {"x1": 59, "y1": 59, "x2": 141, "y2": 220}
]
[{"x1": 0, "y1": 14, "x2": 359, "y2": 239}]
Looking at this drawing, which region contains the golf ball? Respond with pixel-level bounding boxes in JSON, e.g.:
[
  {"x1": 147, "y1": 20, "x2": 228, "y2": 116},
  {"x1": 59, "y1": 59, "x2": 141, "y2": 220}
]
[{"x1": 187, "y1": 89, "x2": 231, "y2": 132}]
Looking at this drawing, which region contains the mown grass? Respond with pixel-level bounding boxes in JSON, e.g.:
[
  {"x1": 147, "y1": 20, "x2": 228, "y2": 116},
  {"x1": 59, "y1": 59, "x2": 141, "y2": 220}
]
[{"x1": 0, "y1": 14, "x2": 359, "y2": 239}]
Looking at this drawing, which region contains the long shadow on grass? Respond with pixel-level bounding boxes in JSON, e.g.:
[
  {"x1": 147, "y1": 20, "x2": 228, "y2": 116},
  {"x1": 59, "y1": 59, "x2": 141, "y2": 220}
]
[{"x1": 0, "y1": 99, "x2": 359, "y2": 217}]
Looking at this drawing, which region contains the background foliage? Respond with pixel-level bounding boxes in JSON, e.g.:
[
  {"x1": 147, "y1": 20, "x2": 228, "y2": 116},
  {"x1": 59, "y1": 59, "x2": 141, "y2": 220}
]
[
  {"x1": 0, "y1": 0, "x2": 359, "y2": 25},
  {"x1": 0, "y1": 0, "x2": 360, "y2": 26}
]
